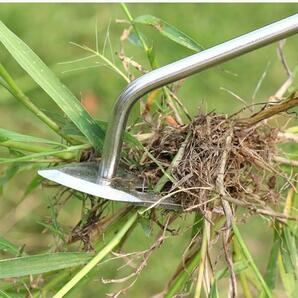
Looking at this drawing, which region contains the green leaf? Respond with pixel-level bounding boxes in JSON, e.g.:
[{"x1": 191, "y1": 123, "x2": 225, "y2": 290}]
[
  {"x1": 214, "y1": 260, "x2": 249, "y2": 281},
  {"x1": 191, "y1": 212, "x2": 204, "y2": 238},
  {"x1": 128, "y1": 31, "x2": 143, "y2": 48},
  {"x1": 0, "y1": 21, "x2": 104, "y2": 151},
  {"x1": 264, "y1": 230, "x2": 280, "y2": 290},
  {"x1": 0, "y1": 144, "x2": 89, "y2": 164},
  {"x1": 0, "y1": 235, "x2": 20, "y2": 255},
  {"x1": 0, "y1": 252, "x2": 93, "y2": 278},
  {"x1": 133, "y1": 15, "x2": 203, "y2": 52},
  {"x1": 139, "y1": 216, "x2": 152, "y2": 237},
  {"x1": 22, "y1": 175, "x2": 43, "y2": 198},
  {"x1": 0, "y1": 77, "x2": 12, "y2": 93},
  {"x1": 0, "y1": 289, "x2": 14, "y2": 298},
  {"x1": 232, "y1": 223, "x2": 273, "y2": 298},
  {"x1": 147, "y1": 46, "x2": 158, "y2": 69},
  {"x1": 278, "y1": 253, "x2": 298, "y2": 298},
  {"x1": 280, "y1": 227, "x2": 297, "y2": 278},
  {"x1": 209, "y1": 280, "x2": 219, "y2": 298},
  {"x1": 287, "y1": 126, "x2": 298, "y2": 133},
  {"x1": 0, "y1": 163, "x2": 20, "y2": 193},
  {"x1": 0, "y1": 128, "x2": 65, "y2": 147},
  {"x1": 41, "y1": 112, "x2": 141, "y2": 148}
]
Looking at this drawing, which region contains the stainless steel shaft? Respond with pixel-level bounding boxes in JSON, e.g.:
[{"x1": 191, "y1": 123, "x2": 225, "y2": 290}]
[{"x1": 98, "y1": 14, "x2": 298, "y2": 183}]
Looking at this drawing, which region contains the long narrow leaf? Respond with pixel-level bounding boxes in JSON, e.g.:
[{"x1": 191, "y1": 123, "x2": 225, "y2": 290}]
[
  {"x1": 264, "y1": 229, "x2": 281, "y2": 290},
  {"x1": 0, "y1": 144, "x2": 89, "y2": 164},
  {"x1": 0, "y1": 128, "x2": 65, "y2": 147},
  {"x1": 0, "y1": 164, "x2": 20, "y2": 193},
  {"x1": 209, "y1": 280, "x2": 219, "y2": 298},
  {"x1": 0, "y1": 252, "x2": 93, "y2": 278},
  {"x1": 22, "y1": 175, "x2": 43, "y2": 198},
  {"x1": 0, "y1": 289, "x2": 14, "y2": 298},
  {"x1": 0, "y1": 21, "x2": 104, "y2": 150},
  {"x1": 0, "y1": 235, "x2": 20, "y2": 255},
  {"x1": 280, "y1": 227, "x2": 297, "y2": 277},
  {"x1": 232, "y1": 223, "x2": 272, "y2": 298},
  {"x1": 278, "y1": 254, "x2": 298, "y2": 298},
  {"x1": 133, "y1": 15, "x2": 203, "y2": 52}
]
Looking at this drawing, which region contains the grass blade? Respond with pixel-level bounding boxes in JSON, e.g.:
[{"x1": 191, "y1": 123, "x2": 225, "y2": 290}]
[
  {"x1": 133, "y1": 15, "x2": 203, "y2": 52},
  {"x1": 53, "y1": 211, "x2": 138, "y2": 298},
  {"x1": 280, "y1": 227, "x2": 297, "y2": 277},
  {"x1": 0, "y1": 289, "x2": 14, "y2": 298},
  {"x1": 0, "y1": 235, "x2": 20, "y2": 255},
  {"x1": 232, "y1": 223, "x2": 272, "y2": 298},
  {"x1": 278, "y1": 254, "x2": 298, "y2": 298},
  {"x1": 0, "y1": 252, "x2": 93, "y2": 278},
  {"x1": 263, "y1": 228, "x2": 281, "y2": 290},
  {"x1": 209, "y1": 280, "x2": 219, "y2": 298},
  {"x1": 0, "y1": 128, "x2": 66, "y2": 147},
  {"x1": 0, "y1": 21, "x2": 104, "y2": 151},
  {"x1": 22, "y1": 175, "x2": 43, "y2": 198},
  {"x1": 0, "y1": 144, "x2": 90, "y2": 164},
  {"x1": 0, "y1": 163, "x2": 20, "y2": 193}
]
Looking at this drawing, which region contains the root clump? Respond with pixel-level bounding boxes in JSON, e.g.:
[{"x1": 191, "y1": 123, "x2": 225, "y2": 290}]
[{"x1": 140, "y1": 110, "x2": 280, "y2": 212}]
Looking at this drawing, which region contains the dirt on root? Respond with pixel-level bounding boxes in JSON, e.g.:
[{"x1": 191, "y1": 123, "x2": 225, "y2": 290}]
[{"x1": 135, "y1": 96, "x2": 298, "y2": 212}]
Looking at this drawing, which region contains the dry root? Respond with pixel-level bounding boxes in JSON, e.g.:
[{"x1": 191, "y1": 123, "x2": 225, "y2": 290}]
[{"x1": 135, "y1": 96, "x2": 298, "y2": 215}]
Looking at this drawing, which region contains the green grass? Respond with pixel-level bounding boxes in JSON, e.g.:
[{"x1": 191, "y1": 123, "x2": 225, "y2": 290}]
[{"x1": 0, "y1": 3, "x2": 297, "y2": 297}]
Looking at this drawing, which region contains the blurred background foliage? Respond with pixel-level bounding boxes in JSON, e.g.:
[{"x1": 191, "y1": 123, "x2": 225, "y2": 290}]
[{"x1": 0, "y1": 3, "x2": 297, "y2": 297}]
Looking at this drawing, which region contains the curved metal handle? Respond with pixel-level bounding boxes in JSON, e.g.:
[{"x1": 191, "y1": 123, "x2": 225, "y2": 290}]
[{"x1": 98, "y1": 14, "x2": 298, "y2": 182}]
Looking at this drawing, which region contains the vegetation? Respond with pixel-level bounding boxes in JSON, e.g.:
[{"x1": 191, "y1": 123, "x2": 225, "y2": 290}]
[{"x1": 0, "y1": 4, "x2": 297, "y2": 298}]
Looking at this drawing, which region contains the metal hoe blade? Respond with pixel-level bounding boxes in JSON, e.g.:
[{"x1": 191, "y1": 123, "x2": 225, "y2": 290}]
[
  {"x1": 39, "y1": 15, "x2": 298, "y2": 209},
  {"x1": 38, "y1": 162, "x2": 180, "y2": 209}
]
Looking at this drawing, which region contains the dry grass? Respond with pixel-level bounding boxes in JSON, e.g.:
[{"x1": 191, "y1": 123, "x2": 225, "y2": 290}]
[{"x1": 131, "y1": 95, "x2": 298, "y2": 222}]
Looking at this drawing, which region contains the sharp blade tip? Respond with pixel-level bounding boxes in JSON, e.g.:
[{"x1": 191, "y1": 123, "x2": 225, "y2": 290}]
[{"x1": 37, "y1": 169, "x2": 58, "y2": 180}]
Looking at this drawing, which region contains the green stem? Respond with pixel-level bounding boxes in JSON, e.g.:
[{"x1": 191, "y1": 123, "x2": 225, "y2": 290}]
[
  {"x1": 0, "y1": 144, "x2": 90, "y2": 164},
  {"x1": 232, "y1": 223, "x2": 272, "y2": 298},
  {"x1": 121, "y1": 3, "x2": 149, "y2": 53},
  {"x1": 0, "y1": 140, "x2": 75, "y2": 160},
  {"x1": 69, "y1": 43, "x2": 130, "y2": 83},
  {"x1": 233, "y1": 238, "x2": 253, "y2": 298},
  {"x1": 33, "y1": 271, "x2": 71, "y2": 298},
  {"x1": 278, "y1": 185, "x2": 297, "y2": 297},
  {"x1": 53, "y1": 212, "x2": 139, "y2": 298},
  {"x1": 0, "y1": 63, "x2": 76, "y2": 144},
  {"x1": 194, "y1": 217, "x2": 210, "y2": 298},
  {"x1": 165, "y1": 249, "x2": 202, "y2": 298},
  {"x1": 154, "y1": 131, "x2": 191, "y2": 193},
  {"x1": 165, "y1": 216, "x2": 225, "y2": 297},
  {"x1": 34, "y1": 208, "x2": 136, "y2": 298},
  {"x1": 121, "y1": 4, "x2": 184, "y2": 123}
]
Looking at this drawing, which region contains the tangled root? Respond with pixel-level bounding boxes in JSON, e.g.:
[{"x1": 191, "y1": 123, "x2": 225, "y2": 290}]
[{"x1": 137, "y1": 106, "x2": 288, "y2": 212}]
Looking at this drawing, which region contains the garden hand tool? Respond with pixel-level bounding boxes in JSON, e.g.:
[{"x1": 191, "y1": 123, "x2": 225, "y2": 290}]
[{"x1": 38, "y1": 15, "x2": 298, "y2": 209}]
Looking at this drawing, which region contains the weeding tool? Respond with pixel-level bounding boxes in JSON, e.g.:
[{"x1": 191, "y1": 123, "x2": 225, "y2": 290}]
[{"x1": 38, "y1": 15, "x2": 298, "y2": 209}]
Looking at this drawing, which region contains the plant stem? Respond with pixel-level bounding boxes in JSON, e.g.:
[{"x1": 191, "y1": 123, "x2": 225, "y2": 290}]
[
  {"x1": 121, "y1": 3, "x2": 184, "y2": 123},
  {"x1": 53, "y1": 212, "x2": 138, "y2": 298},
  {"x1": 165, "y1": 216, "x2": 223, "y2": 297},
  {"x1": 0, "y1": 144, "x2": 90, "y2": 164},
  {"x1": 33, "y1": 208, "x2": 136, "y2": 298},
  {"x1": 69, "y1": 42, "x2": 130, "y2": 83},
  {"x1": 194, "y1": 215, "x2": 210, "y2": 298},
  {"x1": 33, "y1": 270, "x2": 71, "y2": 298},
  {"x1": 121, "y1": 3, "x2": 148, "y2": 53},
  {"x1": 277, "y1": 185, "x2": 297, "y2": 297},
  {"x1": 154, "y1": 131, "x2": 191, "y2": 193},
  {"x1": 233, "y1": 238, "x2": 253, "y2": 298},
  {"x1": 284, "y1": 186, "x2": 295, "y2": 217},
  {"x1": 1, "y1": 140, "x2": 75, "y2": 160},
  {"x1": 232, "y1": 223, "x2": 272, "y2": 298},
  {"x1": 0, "y1": 63, "x2": 76, "y2": 144},
  {"x1": 165, "y1": 249, "x2": 202, "y2": 298}
]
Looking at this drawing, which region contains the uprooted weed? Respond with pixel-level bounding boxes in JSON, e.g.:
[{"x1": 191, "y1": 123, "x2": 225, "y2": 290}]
[{"x1": 133, "y1": 96, "x2": 298, "y2": 216}]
